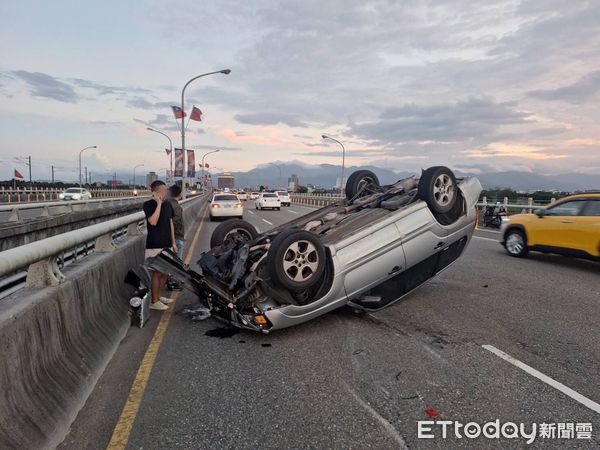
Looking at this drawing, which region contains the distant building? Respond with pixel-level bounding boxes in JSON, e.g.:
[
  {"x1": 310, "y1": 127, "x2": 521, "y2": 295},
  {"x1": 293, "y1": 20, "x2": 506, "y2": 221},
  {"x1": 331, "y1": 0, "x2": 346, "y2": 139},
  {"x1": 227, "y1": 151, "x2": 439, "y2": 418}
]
[
  {"x1": 107, "y1": 179, "x2": 123, "y2": 187},
  {"x1": 218, "y1": 172, "x2": 235, "y2": 189},
  {"x1": 145, "y1": 171, "x2": 158, "y2": 187},
  {"x1": 288, "y1": 174, "x2": 299, "y2": 190}
]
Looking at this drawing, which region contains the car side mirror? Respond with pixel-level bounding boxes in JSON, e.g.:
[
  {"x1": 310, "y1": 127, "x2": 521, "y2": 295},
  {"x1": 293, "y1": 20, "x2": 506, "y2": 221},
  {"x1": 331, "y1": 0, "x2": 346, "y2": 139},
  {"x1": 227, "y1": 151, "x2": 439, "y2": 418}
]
[{"x1": 534, "y1": 209, "x2": 546, "y2": 217}]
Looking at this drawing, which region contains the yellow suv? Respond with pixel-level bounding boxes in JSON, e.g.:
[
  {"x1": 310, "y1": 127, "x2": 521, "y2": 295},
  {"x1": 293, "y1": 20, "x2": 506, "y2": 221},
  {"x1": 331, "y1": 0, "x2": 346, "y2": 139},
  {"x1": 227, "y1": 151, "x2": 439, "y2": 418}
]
[{"x1": 500, "y1": 193, "x2": 600, "y2": 261}]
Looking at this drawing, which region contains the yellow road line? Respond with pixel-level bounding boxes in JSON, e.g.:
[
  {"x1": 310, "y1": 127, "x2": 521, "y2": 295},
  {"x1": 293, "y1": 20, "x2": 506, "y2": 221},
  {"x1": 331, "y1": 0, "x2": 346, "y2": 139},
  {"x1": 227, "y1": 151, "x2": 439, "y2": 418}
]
[{"x1": 107, "y1": 202, "x2": 208, "y2": 449}]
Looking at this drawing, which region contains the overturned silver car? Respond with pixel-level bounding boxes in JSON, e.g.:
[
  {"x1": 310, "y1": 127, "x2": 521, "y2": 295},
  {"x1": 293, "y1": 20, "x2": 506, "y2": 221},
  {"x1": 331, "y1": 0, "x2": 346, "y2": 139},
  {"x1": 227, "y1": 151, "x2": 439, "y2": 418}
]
[{"x1": 147, "y1": 166, "x2": 482, "y2": 332}]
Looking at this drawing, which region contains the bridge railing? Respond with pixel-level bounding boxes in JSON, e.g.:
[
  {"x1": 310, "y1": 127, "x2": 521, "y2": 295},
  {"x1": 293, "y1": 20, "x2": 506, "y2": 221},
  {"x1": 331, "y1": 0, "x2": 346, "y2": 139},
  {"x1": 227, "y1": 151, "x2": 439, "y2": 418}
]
[
  {"x1": 0, "y1": 187, "x2": 150, "y2": 203},
  {"x1": 290, "y1": 193, "x2": 555, "y2": 214},
  {"x1": 0, "y1": 195, "x2": 150, "y2": 223},
  {"x1": 0, "y1": 193, "x2": 208, "y2": 297}
]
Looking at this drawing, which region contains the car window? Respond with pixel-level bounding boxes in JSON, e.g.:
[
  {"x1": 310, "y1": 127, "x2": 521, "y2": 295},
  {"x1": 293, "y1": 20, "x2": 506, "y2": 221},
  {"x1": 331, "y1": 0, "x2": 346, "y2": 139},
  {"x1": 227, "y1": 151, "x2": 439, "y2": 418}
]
[
  {"x1": 262, "y1": 193, "x2": 277, "y2": 198},
  {"x1": 214, "y1": 194, "x2": 238, "y2": 201},
  {"x1": 582, "y1": 200, "x2": 600, "y2": 216},
  {"x1": 276, "y1": 191, "x2": 288, "y2": 196},
  {"x1": 545, "y1": 200, "x2": 585, "y2": 216},
  {"x1": 65, "y1": 188, "x2": 82, "y2": 193}
]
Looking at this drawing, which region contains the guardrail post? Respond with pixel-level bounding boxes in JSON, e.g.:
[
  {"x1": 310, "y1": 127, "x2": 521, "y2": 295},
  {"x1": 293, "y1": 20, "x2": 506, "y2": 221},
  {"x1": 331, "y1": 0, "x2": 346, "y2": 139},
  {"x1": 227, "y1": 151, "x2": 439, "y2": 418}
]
[
  {"x1": 95, "y1": 233, "x2": 116, "y2": 252},
  {"x1": 25, "y1": 258, "x2": 65, "y2": 287},
  {"x1": 7, "y1": 207, "x2": 21, "y2": 222},
  {"x1": 127, "y1": 222, "x2": 142, "y2": 236}
]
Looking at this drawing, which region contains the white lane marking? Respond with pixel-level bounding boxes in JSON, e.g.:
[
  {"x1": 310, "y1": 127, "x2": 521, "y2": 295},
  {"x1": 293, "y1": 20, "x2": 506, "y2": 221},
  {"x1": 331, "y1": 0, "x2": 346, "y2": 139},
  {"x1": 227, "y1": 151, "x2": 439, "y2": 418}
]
[
  {"x1": 262, "y1": 218, "x2": 273, "y2": 225},
  {"x1": 287, "y1": 210, "x2": 298, "y2": 214},
  {"x1": 473, "y1": 235, "x2": 499, "y2": 243},
  {"x1": 476, "y1": 227, "x2": 501, "y2": 234},
  {"x1": 483, "y1": 345, "x2": 600, "y2": 415},
  {"x1": 345, "y1": 383, "x2": 408, "y2": 449},
  {"x1": 247, "y1": 210, "x2": 255, "y2": 215}
]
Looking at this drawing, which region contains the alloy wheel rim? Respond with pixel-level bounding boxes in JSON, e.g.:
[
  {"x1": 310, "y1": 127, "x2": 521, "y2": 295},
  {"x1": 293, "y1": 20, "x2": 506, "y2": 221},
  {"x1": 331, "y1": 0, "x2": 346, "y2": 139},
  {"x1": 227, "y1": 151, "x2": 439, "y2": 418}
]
[
  {"x1": 282, "y1": 240, "x2": 319, "y2": 282},
  {"x1": 433, "y1": 173, "x2": 455, "y2": 206},
  {"x1": 506, "y1": 233, "x2": 524, "y2": 254}
]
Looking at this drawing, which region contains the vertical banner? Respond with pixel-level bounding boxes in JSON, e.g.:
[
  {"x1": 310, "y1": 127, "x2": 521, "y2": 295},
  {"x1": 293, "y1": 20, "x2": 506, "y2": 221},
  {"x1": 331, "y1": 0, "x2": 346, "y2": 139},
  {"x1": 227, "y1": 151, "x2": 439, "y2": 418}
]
[
  {"x1": 186, "y1": 149, "x2": 196, "y2": 178},
  {"x1": 166, "y1": 169, "x2": 173, "y2": 183},
  {"x1": 174, "y1": 148, "x2": 184, "y2": 177}
]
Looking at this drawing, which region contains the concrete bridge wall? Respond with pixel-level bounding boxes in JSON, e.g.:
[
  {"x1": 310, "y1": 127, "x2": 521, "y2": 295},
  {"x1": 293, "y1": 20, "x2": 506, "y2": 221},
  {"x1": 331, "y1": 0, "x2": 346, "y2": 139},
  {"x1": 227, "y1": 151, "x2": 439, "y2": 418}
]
[{"x1": 0, "y1": 196, "x2": 208, "y2": 449}]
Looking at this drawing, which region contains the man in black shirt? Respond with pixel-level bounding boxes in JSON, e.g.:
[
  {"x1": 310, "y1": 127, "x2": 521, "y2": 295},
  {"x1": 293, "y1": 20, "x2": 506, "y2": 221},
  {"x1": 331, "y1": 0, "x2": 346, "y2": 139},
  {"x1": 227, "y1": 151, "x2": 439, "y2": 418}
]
[{"x1": 143, "y1": 180, "x2": 177, "y2": 311}]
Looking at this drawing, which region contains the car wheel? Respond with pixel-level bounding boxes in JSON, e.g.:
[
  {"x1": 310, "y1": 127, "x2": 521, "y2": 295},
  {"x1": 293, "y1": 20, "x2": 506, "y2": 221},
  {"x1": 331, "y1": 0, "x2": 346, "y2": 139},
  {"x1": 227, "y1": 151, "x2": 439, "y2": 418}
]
[
  {"x1": 210, "y1": 219, "x2": 259, "y2": 248},
  {"x1": 267, "y1": 229, "x2": 326, "y2": 292},
  {"x1": 276, "y1": 207, "x2": 280, "y2": 211},
  {"x1": 505, "y1": 229, "x2": 528, "y2": 258},
  {"x1": 209, "y1": 216, "x2": 216, "y2": 222},
  {"x1": 418, "y1": 166, "x2": 458, "y2": 214},
  {"x1": 345, "y1": 170, "x2": 380, "y2": 201}
]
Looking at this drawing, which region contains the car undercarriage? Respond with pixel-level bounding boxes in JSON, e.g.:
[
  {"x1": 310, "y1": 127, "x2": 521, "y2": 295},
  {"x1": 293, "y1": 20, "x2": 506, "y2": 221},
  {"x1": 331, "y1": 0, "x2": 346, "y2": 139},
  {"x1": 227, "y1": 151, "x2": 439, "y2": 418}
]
[{"x1": 143, "y1": 167, "x2": 482, "y2": 332}]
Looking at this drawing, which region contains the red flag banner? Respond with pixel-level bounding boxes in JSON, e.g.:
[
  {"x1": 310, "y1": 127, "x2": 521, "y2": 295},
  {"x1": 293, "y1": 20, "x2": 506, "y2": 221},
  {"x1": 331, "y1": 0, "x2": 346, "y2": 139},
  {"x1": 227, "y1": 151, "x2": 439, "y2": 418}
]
[
  {"x1": 190, "y1": 106, "x2": 203, "y2": 122},
  {"x1": 186, "y1": 150, "x2": 196, "y2": 177},
  {"x1": 171, "y1": 106, "x2": 186, "y2": 119},
  {"x1": 174, "y1": 148, "x2": 184, "y2": 177},
  {"x1": 14, "y1": 169, "x2": 24, "y2": 179}
]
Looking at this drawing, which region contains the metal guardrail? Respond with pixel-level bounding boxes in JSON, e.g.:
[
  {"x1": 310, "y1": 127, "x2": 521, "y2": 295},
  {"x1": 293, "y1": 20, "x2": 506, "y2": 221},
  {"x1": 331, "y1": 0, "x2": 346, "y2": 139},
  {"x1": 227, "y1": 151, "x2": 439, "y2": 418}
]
[
  {"x1": 290, "y1": 193, "x2": 554, "y2": 211},
  {"x1": 0, "y1": 187, "x2": 150, "y2": 204},
  {"x1": 0, "y1": 193, "x2": 209, "y2": 296},
  {"x1": 0, "y1": 196, "x2": 150, "y2": 223}
]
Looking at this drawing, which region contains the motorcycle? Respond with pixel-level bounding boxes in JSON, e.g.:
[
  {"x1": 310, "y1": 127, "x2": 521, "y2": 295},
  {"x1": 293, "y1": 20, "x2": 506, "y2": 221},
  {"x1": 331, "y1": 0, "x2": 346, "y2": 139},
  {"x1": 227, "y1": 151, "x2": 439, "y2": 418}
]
[{"x1": 482, "y1": 205, "x2": 507, "y2": 228}]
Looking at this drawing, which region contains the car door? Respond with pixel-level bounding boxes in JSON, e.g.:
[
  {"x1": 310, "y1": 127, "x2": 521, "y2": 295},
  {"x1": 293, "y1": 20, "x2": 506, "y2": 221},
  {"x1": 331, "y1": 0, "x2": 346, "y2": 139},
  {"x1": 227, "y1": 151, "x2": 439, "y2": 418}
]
[
  {"x1": 528, "y1": 200, "x2": 587, "y2": 251},
  {"x1": 397, "y1": 203, "x2": 448, "y2": 271},
  {"x1": 578, "y1": 199, "x2": 600, "y2": 257},
  {"x1": 338, "y1": 221, "x2": 406, "y2": 299}
]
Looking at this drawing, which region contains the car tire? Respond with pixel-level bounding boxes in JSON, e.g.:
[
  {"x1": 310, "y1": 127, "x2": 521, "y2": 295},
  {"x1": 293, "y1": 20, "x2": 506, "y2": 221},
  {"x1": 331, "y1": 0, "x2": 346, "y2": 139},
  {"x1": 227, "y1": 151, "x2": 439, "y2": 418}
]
[
  {"x1": 505, "y1": 228, "x2": 528, "y2": 258},
  {"x1": 276, "y1": 207, "x2": 280, "y2": 211},
  {"x1": 418, "y1": 166, "x2": 458, "y2": 214},
  {"x1": 210, "y1": 219, "x2": 259, "y2": 248},
  {"x1": 345, "y1": 170, "x2": 380, "y2": 201},
  {"x1": 209, "y1": 216, "x2": 216, "y2": 222},
  {"x1": 267, "y1": 229, "x2": 326, "y2": 292}
]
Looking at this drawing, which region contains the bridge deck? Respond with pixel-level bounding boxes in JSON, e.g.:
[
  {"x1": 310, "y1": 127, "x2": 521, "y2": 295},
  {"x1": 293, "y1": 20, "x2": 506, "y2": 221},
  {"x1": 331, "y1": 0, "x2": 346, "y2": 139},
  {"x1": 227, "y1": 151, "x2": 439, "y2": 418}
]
[{"x1": 60, "y1": 202, "x2": 600, "y2": 449}]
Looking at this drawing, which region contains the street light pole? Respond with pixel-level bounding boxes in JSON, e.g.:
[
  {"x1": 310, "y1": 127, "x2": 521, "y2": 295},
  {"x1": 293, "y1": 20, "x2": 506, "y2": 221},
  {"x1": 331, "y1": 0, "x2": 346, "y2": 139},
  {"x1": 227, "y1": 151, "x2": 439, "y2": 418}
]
[
  {"x1": 180, "y1": 69, "x2": 231, "y2": 197},
  {"x1": 78, "y1": 145, "x2": 97, "y2": 188},
  {"x1": 133, "y1": 164, "x2": 144, "y2": 188},
  {"x1": 147, "y1": 127, "x2": 173, "y2": 183},
  {"x1": 201, "y1": 149, "x2": 220, "y2": 191},
  {"x1": 321, "y1": 135, "x2": 345, "y2": 192}
]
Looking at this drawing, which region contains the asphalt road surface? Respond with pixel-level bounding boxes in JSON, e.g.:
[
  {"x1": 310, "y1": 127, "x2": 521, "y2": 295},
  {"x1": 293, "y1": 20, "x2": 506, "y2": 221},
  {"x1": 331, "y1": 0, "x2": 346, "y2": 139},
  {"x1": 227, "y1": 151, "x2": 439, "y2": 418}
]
[{"x1": 60, "y1": 201, "x2": 600, "y2": 449}]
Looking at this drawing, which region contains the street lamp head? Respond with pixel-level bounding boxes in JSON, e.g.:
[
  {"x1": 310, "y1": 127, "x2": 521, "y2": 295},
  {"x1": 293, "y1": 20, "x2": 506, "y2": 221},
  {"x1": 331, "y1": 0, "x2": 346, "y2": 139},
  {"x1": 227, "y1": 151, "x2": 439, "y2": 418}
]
[
  {"x1": 321, "y1": 134, "x2": 328, "y2": 139},
  {"x1": 146, "y1": 127, "x2": 154, "y2": 131},
  {"x1": 215, "y1": 149, "x2": 221, "y2": 153},
  {"x1": 220, "y1": 69, "x2": 232, "y2": 75},
  {"x1": 91, "y1": 145, "x2": 97, "y2": 148}
]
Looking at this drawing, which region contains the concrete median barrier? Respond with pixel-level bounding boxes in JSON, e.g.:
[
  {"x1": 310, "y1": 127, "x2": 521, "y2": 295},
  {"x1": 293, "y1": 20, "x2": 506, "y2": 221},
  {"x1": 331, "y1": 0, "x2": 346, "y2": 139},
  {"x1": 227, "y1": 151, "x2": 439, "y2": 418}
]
[{"x1": 0, "y1": 194, "x2": 208, "y2": 449}]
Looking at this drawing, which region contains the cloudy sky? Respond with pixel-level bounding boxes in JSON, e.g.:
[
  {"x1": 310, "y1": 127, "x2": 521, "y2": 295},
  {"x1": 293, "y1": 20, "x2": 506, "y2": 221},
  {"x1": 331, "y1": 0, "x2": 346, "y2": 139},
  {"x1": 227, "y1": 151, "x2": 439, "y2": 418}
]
[{"x1": 1, "y1": 0, "x2": 599, "y2": 182}]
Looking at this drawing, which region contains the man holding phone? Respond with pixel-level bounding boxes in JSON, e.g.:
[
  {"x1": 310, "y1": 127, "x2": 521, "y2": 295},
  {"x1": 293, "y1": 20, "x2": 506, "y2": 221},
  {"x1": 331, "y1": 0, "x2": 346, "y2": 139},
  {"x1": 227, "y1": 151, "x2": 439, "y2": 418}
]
[{"x1": 143, "y1": 180, "x2": 177, "y2": 311}]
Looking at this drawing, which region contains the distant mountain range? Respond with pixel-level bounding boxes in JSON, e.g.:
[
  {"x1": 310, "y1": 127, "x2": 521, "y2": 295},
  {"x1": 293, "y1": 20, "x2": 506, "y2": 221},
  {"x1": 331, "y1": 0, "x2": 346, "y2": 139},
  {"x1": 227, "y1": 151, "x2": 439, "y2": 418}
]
[{"x1": 221, "y1": 162, "x2": 600, "y2": 192}]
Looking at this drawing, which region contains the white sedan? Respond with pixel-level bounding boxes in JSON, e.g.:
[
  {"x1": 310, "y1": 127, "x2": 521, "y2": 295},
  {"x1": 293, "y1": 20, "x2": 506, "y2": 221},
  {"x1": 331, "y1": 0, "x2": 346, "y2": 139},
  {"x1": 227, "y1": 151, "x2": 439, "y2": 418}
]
[
  {"x1": 59, "y1": 188, "x2": 92, "y2": 201},
  {"x1": 276, "y1": 190, "x2": 291, "y2": 206},
  {"x1": 210, "y1": 194, "x2": 244, "y2": 221},
  {"x1": 249, "y1": 192, "x2": 260, "y2": 200},
  {"x1": 255, "y1": 192, "x2": 281, "y2": 210}
]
